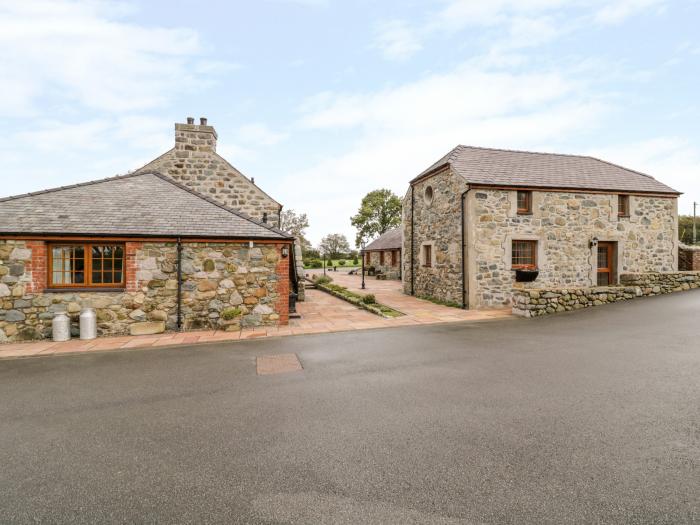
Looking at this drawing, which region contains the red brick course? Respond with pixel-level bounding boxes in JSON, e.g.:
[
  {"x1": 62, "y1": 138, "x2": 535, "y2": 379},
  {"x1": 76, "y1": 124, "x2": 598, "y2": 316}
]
[
  {"x1": 26, "y1": 241, "x2": 47, "y2": 293},
  {"x1": 125, "y1": 242, "x2": 144, "y2": 292},
  {"x1": 275, "y1": 243, "x2": 291, "y2": 325}
]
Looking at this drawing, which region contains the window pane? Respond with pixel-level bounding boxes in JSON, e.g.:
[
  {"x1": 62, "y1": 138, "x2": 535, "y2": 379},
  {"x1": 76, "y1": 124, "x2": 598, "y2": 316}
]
[
  {"x1": 597, "y1": 272, "x2": 609, "y2": 286},
  {"x1": 512, "y1": 240, "x2": 536, "y2": 268},
  {"x1": 102, "y1": 272, "x2": 114, "y2": 284},
  {"x1": 597, "y1": 247, "x2": 607, "y2": 269},
  {"x1": 92, "y1": 271, "x2": 102, "y2": 284},
  {"x1": 114, "y1": 271, "x2": 123, "y2": 283}
]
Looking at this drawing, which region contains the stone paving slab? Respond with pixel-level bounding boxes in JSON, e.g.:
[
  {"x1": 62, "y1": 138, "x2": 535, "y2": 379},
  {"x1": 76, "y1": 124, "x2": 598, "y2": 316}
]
[{"x1": 0, "y1": 283, "x2": 511, "y2": 360}]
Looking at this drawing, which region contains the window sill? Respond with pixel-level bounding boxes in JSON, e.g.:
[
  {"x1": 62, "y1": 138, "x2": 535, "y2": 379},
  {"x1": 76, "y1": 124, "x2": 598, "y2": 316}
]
[
  {"x1": 516, "y1": 211, "x2": 533, "y2": 216},
  {"x1": 44, "y1": 287, "x2": 126, "y2": 293}
]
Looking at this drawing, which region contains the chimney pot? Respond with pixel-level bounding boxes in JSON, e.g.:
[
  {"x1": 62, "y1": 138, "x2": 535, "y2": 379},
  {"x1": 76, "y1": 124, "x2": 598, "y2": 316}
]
[
  {"x1": 251, "y1": 177, "x2": 255, "y2": 184},
  {"x1": 200, "y1": 117, "x2": 208, "y2": 125},
  {"x1": 186, "y1": 117, "x2": 194, "y2": 124}
]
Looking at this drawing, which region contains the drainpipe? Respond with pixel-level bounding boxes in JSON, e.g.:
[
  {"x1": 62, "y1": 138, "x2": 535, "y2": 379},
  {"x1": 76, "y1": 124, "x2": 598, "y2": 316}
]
[
  {"x1": 460, "y1": 189, "x2": 471, "y2": 309},
  {"x1": 176, "y1": 237, "x2": 183, "y2": 331},
  {"x1": 410, "y1": 185, "x2": 415, "y2": 296}
]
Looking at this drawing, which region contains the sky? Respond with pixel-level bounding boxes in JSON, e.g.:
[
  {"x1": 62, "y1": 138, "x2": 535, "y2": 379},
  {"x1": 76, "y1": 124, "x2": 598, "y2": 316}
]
[{"x1": 1, "y1": 0, "x2": 699, "y2": 247}]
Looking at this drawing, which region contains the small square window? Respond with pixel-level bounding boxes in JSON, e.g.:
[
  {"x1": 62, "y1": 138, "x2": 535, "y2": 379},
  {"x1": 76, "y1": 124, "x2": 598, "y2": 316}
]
[
  {"x1": 618, "y1": 195, "x2": 630, "y2": 217},
  {"x1": 512, "y1": 240, "x2": 537, "y2": 270},
  {"x1": 517, "y1": 191, "x2": 532, "y2": 214}
]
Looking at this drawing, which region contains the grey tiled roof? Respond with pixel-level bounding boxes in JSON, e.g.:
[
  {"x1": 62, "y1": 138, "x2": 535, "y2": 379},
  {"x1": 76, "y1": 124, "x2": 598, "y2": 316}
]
[
  {"x1": 0, "y1": 173, "x2": 291, "y2": 239},
  {"x1": 412, "y1": 145, "x2": 680, "y2": 195},
  {"x1": 365, "y1": 228, "x2": 402, "y2": 251}
]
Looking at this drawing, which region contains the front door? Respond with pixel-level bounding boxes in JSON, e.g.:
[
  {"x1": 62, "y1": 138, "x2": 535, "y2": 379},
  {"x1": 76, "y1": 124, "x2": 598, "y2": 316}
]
[{"x1": 597, "y1": 242, "x2": 616, "y2": 285}]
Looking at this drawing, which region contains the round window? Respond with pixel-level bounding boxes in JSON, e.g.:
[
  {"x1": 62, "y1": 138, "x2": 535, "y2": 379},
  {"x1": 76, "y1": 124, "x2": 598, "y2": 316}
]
[{"x1": 424, "y1": 185, "x2": 434, "y2": 205}]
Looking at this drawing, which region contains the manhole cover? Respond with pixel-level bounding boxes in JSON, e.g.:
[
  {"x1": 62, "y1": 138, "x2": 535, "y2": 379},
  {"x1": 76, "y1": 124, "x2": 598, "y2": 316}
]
[{"x1": 256, "y1": 353, "x2": 303, "y2": 375}]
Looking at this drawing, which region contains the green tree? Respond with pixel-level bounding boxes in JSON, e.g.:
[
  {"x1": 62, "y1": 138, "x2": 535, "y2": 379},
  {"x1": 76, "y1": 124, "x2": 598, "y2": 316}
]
[
  {"x1": 319, "y1": 233, "x2": 351, "y2": 259},
  {"x1": 679, "y1": 215, "x2": 699, "y2": 245},
  {"x1": 350, "y1": 189, "x2": 402, "y2": 248},
  {"x1": 280, "y1": 209, "x2": 311, "y2": 251}
]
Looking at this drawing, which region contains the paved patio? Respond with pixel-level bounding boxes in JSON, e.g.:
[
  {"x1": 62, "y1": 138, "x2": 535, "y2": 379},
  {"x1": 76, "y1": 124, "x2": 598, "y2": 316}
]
[{"x1": 0, "y1": 276, "x2": 510, "y2": 359}]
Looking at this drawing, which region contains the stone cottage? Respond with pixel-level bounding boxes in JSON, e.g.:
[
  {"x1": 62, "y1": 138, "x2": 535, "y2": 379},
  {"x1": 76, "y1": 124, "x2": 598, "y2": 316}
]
[
  {"x1": 135, "y1": 117, "x2": 305, "y2": 299},
  {"x1": 363, "y1": 228, "x2": 402, "y2": 279},
  {"x1": 402, "y1": 145, "x2": 680, "y2": 308},
  {"x1": 0, "y1": 173, "x2": 294, "y2": 343}
]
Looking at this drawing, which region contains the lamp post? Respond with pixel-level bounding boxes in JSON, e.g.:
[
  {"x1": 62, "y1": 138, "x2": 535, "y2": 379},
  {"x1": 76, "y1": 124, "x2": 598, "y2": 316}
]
[{"x1": 361, "y1": 243, "x2": 366, "y2": 290}]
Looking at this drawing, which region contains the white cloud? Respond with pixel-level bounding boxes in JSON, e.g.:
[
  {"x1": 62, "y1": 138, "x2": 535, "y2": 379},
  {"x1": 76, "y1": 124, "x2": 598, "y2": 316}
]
[
  {"x1": 237, "y1": 123, "x2": 289, "y2": 146},
  {"x1": 587, "y1": 138, "x2": 700, "y2": 215},
  {"x1": 0, "y1": 0, "x2": 234, "y2": 115},
  {"x1": 372, "y1": 20, "x2": 423, "y2": 62},
  {"x1": 290, "y1": 63, "x2": 607, "y2": 245},
  {"x1": 594, "y1": 0, "x2": 666, "y2": 24}
]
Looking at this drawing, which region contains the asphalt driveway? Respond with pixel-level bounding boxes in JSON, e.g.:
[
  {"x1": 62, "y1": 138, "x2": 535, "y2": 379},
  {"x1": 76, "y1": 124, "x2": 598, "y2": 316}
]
[{"x1": 1, "y1": 291, "x2": 699, "y2": 524}]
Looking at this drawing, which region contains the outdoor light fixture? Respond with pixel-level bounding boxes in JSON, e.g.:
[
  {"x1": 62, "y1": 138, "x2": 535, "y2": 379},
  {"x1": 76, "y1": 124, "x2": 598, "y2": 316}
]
[
  {"x1": 281, "y1": 246, "x2": 289, "y2": 258},
  {"x1": 590, "y1": 237, "x2": 599, "y2": 248}
]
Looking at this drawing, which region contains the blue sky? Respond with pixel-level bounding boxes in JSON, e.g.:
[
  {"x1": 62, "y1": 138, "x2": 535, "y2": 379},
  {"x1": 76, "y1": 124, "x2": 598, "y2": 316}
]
[{"x1": 1, "y1": 0, "x2": 698, "y2": 245}]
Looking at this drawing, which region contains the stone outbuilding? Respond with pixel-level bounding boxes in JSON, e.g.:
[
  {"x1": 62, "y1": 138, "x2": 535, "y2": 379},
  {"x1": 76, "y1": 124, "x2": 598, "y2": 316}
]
[
  {"x1": 363, "y1": 228, "x2": 402, "y2": 279},
  {"x1": 0, "y1": 172, "x2": 295, "y2": 343},
  {"x1": 402, "y1": 145, "x2": 680, "y2": 308}
]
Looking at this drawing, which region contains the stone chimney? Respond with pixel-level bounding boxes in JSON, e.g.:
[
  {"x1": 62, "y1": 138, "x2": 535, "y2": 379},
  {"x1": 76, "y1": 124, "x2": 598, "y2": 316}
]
[{"x1": 174, "y1": 116, "x2": 217, "y2": 153}]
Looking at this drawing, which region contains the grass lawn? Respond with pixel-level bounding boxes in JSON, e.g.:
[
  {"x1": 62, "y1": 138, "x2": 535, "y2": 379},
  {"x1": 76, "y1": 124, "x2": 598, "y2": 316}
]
[{"x1": 304, "y1": 259, "x2": 360, "y2": 269}]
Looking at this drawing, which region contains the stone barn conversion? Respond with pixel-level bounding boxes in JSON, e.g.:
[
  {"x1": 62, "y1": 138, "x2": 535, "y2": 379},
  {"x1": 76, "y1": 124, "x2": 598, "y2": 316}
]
[
  {"x1": 0, "y1": 118, "x2": 301, "y2": 343},
  {"x1": 402, "y1": 145, "x2": 681, "y2": 309},
  {"x1": 363, "y1": 228, "x2": 402, "y2": 279}
]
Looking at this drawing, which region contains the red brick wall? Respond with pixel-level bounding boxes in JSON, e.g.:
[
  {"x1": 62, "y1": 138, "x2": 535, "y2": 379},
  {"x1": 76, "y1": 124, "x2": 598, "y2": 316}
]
[
  {"x1": 679, "y1": 246, "x2": 700, "y2": 271},
  {"x1": 26, "y1": 241, "x2": 47, "y2": 293},
  {"x1": 125, "y1": 242, "x2": 144, "y2": 292},
  {"x1": 275, "y1": 243, "x2": 291, "y2": 325}
]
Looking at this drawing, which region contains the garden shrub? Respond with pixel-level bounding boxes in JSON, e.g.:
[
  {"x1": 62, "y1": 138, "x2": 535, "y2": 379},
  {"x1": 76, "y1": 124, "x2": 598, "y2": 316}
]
[
  {"x1": 314, "y1": 275, "x2": 333, "y2": 285},
  {"x1": 221, "y1": 307, "x2": 242, "y2": 320},
  {"x1": 361, "y1": 294, "x2": 377, "y2": 304},
  {"x1": 337, "y1": 259, "x2": 346, "y2": 266}
]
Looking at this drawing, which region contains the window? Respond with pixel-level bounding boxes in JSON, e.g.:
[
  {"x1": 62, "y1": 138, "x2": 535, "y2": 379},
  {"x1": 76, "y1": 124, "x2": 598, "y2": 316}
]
[
  {"x1": 424, "y1": 185, "x2": 434, "y2": 205},
  {"x1": 511, "y1": 240, "x2": 537, "y2": 270},
  {"x1": 517, "y1": 190, "x2": 532, "y2": 214},
  {"x1": 49, "y1": 243, "x2": 125, "y2": 288},
  {"x1": 423, "y1": 245, "x2": 432, "y2": 267},
  {"x1": 618, "y1": 195, "x2": 630, "y2": 217},
  {"x1": 391, "y1": 250, "x2": 398, "y2": 266},
  {"x1": 365, "y1": 252, "x2": 371, "y2": 265},
  {"x1": 380, "y1": 251, "x2": 385, "y2": 265}
]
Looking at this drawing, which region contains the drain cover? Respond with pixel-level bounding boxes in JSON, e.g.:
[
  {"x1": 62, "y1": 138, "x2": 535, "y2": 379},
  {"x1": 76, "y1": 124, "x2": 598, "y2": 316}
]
[{"x1": 256, "y1": 353, "x2": 303, "y2": 375}]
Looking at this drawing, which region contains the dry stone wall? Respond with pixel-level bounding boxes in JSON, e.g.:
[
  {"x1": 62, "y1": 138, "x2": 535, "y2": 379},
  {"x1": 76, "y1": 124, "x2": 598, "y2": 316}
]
[
  {"x1": 679, "y1": 244, "x2": 700, "y2": 271},
  {"x1": 0, "y1": 240, "x2": 288, "y2": 343},
  {"x1": 512, "y1": 272, "x2": 700, "y2": 317}
]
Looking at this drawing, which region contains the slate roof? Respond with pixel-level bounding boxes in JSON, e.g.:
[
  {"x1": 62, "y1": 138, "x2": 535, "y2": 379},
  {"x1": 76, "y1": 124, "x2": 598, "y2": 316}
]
[
  {"x1": 412, "y1": 145, "x2": 680, "y2": 195},
  {"x1": 0, "y1": 172, "x2": 292, "y2": 240},
  {"x1": 365, "y1": 228, "x2": 402, "y2": 251}
]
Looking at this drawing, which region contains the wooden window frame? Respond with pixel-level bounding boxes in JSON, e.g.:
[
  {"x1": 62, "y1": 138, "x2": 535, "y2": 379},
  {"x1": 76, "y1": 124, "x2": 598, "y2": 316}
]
[
  {"x1": 618, "y1": 194, "x2": 630, "y2": 217},
  {"x1": 391, "y1": 250, "x2": 398, "y2": 266},
  {"x1": 511, "y1": 240, "x2": 537, "y2": 270},
  {"x1": 48, "y1": 242, "x2": 126, "y2": 289},
  {"x1": 517, "y1": 190, "x2": 532, "y2": 215},
  {"x1": 423, "y1": 245, "x2": 432, "y2": 268},
  {"x1": 379, "y1": 251, "x2": 385, "y2": 265}
]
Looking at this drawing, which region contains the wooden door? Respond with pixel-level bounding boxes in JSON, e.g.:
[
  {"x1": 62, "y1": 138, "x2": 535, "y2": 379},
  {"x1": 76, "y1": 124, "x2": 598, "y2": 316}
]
[{"x1": 597, "y1": 242, "x2": 615, "y2": 285}]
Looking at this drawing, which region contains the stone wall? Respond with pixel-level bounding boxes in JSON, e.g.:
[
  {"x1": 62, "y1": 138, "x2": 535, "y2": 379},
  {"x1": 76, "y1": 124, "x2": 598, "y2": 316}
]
[
  {"x1": 0, "y1": 239, "x2": 290, "y2": 343},
  {"x1": 512, "y1": 272, "x2": 700, "y2": 317},
  {"x1": 136, "y1": 121, "x2": 282, "y2": 227},
  {"x1": 679, "y1": 244, "x2": 700, "y2": 271},
  {"x1": 367, "y1": 250, "x2": 401, "y2": 279},
  {"x1": 402, "y1": 168, "x2": 468, "y2": 304},
  {"x1": 468, "y1": 189, "x2": 678, "y2": 308}
]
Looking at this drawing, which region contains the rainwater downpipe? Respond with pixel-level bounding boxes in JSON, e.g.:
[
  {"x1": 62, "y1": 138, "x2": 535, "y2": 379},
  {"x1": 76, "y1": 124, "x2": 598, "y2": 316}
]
[
  {"x1": 176, "y1": 237, "x2": 183, "y2": 331},
  {"x1": 410, "y1": 185, "x2": 415, "y2": 296},
  {"x1": 460, "y1": 189, "x2": 471, "y2": 309}
]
